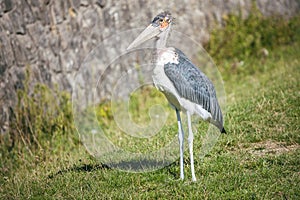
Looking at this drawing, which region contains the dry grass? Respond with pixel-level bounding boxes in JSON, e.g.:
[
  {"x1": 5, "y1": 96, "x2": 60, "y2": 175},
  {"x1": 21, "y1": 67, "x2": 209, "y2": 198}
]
[{"x1": 234, "y1": 140, "x2": 300, "y2": 157}]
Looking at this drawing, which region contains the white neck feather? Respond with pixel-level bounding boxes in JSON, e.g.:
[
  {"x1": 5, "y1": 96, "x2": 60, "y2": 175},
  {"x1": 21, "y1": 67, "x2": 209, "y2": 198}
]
[{"x1": 156, "y1": 24, "x2": 171, "y2": 49}]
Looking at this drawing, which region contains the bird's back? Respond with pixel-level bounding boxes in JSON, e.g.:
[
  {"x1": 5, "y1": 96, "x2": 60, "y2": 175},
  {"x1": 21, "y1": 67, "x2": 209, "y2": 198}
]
[{"x1": 164, "y1": 48, "x2": 226, "y2": 133}]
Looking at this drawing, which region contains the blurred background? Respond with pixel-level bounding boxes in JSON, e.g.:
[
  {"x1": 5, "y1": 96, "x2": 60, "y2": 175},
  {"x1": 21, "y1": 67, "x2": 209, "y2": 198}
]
[{"x1": 0, "y1": 0, "x2": 299, "y2": 133}]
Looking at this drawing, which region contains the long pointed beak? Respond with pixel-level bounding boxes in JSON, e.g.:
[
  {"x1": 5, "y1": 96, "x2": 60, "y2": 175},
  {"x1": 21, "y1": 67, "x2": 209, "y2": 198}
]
[{"x1": 127, "y1": 24, "x2": 160, "y2": 50}]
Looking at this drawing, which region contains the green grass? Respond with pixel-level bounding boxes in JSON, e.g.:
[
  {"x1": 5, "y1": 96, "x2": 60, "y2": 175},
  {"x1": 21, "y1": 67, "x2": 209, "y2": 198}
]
[{"x1": 1, "y1": 16, "x2": 300, "y2": 199}]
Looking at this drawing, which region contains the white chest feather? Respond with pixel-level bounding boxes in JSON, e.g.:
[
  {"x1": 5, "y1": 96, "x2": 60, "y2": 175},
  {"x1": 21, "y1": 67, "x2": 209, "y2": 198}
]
[
  {"x1": 152, "y1": 48, "x2": 180, "y2": 108},
  {"x1": 156, "y1": 48, "x2": 179, "y2": 66}
]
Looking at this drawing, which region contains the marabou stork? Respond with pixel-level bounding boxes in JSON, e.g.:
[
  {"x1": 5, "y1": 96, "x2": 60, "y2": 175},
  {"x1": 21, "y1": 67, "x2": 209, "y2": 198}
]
[{"x1": 127, "y1": 11, "x2": 226, "y2": 182}]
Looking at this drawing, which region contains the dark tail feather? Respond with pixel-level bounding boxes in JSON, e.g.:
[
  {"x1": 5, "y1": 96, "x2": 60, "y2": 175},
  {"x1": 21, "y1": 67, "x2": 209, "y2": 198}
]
[{"x1": 221, "y1": 127, "x2": 227, "y2": 134}]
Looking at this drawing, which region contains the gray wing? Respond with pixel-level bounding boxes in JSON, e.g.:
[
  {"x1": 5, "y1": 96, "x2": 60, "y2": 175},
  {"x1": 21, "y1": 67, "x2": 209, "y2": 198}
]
[{"x1": 164, "y1": 48, "x2": 224, "y2": 131}]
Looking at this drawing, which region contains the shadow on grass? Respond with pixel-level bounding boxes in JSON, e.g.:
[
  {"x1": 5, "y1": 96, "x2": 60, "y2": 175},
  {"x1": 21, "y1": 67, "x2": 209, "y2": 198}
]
[
  {"x1": 48, "y1": 163, "x2": 110, "y2": 179},
  {"x1": 48, "y1": 159, "x2": 179, "y2": 179}
]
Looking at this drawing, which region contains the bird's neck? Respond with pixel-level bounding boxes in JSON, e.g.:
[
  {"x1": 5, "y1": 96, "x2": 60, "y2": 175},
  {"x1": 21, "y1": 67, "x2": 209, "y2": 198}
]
[
  {"x1": 156, "y1": 25, "x2": 171, "y2": 49},
  {"x1": 153, "y1": 25, "x2": 171, "y2": 64}
]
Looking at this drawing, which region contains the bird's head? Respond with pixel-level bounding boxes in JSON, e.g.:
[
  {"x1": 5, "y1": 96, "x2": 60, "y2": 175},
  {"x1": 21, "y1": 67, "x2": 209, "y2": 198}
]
[
  {"x1": 151, "y1": 11, "x2": 173, "y2": 30},
  {"x1": 127, "y1": 11, "x2": 173, "y2": 50}
]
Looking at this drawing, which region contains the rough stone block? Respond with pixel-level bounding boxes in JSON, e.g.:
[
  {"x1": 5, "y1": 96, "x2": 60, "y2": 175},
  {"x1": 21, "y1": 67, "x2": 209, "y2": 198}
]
[
  {"x1": 0, "y1": 33, "x2": 14, "y2": 70},
  {"x1": 8, "y1": 8, "x2": 26, "y2": 35},
  {"x1": 10, "y1": 36, "x2": 28, "y2": 66}
]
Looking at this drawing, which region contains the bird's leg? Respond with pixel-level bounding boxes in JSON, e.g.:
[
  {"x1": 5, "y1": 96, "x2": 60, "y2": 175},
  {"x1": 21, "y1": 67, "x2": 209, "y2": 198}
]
[
  {"x1": 187, "y1": 111, "x2": 196, "y2": 182},
  {"x1": 176, "y1": 108, "x2": 184, "y2": 180}
]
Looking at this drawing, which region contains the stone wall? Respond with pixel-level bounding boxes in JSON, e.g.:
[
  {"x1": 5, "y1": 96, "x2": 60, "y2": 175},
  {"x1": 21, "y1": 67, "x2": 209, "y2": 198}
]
[{"x1": 0, "y1": 0, "x2": 299, "y2": 133}]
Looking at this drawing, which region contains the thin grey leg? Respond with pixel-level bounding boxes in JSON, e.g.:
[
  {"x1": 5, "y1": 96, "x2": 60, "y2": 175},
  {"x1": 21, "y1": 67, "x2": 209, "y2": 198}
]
[
  {"x1": 176, "y1": 108, "x2": 184, "y2": 180},
  {"x1": 187, "y1": 111, "x2": 196, "y2": 182}
]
